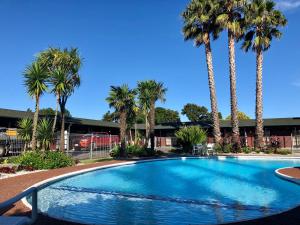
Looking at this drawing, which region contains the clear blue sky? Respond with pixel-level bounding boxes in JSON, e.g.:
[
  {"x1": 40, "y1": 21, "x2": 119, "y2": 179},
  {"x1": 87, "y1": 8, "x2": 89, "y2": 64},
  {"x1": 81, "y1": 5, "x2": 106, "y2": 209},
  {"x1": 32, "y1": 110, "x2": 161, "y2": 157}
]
[{"x1": 0, "y1": 0, "x2": 299, "y2": 121}]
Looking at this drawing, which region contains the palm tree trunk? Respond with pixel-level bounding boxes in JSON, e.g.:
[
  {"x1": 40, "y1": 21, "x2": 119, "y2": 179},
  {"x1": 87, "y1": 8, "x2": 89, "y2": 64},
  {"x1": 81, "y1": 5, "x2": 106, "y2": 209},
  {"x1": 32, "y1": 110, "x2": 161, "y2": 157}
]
[
  {"x1": 255, "y1": 49, "x2": 264, "y2": 149},
  {"x1": 32, "y1": 96, "x2": 40, "y2": 151},
  {"x1": 228, "y1": 31, "x2": 241, "y2": 150},
  {"x1": 149, "y1": 102, "x2": 156, "y2": 151},
  {"x1": 129, "y1": 129, "x2": 133, "y2": 145},
  {"x1": 203, "y1": 33, "x2": 221, "y2": 144},
  {"x1": 145, "y1": 112, "x2": 149, "y2": 147},
  {"x1": 60, "y1": 110, "x2": 65, "y2": 151},
  {"x1": 52, "y1": 94, "x2": 59, "y2": 136},
  {"x1": 120, "y1": 111, "x2": 127, "y2": 157}
]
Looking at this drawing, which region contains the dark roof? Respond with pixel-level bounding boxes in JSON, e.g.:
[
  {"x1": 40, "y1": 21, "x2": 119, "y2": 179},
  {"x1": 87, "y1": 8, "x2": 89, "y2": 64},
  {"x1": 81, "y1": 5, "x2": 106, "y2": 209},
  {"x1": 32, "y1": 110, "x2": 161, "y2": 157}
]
[
  {"x1": 0, "y1": 108, "x2": 119, "y2": 128},
  {"x1": 220, "y1": 118, "x2": 300, "y2": 127},
  {"x1": 1, "y1": 108, "x2": 300, "y2": 130}
]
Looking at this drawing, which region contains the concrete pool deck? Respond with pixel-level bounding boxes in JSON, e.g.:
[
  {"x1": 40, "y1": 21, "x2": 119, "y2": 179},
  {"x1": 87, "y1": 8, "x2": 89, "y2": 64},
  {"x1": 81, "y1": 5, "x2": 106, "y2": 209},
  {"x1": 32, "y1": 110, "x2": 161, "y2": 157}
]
[{"x1": 1, "y1": 157, "x2": 300, "y2": 225}]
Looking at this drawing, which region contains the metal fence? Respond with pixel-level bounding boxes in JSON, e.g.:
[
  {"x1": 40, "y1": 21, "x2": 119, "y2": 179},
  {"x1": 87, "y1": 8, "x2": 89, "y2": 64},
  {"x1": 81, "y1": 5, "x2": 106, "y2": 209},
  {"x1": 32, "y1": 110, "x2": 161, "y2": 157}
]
[{"x1": 61, "y1": 133, "x2": 120, "y2": 160}]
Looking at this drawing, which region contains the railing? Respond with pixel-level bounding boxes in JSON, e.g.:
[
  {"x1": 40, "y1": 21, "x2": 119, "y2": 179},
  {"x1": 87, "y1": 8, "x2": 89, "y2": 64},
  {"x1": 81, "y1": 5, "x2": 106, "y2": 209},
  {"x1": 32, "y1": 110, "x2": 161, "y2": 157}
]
[{"x1": 0, "y1": 187, "x2": 37, "y2": 224}]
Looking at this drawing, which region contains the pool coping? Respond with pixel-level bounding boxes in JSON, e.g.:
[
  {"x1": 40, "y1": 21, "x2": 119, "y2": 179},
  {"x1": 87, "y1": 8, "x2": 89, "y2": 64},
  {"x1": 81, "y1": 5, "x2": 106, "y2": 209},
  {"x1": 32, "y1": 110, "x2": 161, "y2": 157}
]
[
  {"x1": 21, "y1": 156, "x2": 300, "y2": 224},
  {"x1": 275, "y1": 167, "x2": 300, "y2": 185}
]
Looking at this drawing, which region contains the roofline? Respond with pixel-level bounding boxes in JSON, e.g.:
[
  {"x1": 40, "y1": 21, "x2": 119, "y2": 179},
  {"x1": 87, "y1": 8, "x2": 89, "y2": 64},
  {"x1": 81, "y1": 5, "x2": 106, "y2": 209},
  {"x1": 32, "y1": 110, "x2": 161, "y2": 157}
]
[{"x1": 1, "y1": 108, "x2": 300, "y2": 130}]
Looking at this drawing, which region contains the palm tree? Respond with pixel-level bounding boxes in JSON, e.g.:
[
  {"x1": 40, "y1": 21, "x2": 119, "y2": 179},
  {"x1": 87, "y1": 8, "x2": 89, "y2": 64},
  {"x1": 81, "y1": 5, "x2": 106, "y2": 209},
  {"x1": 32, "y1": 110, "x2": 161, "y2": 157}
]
[
  {"x1": 37, "y1": 118, "x2": 53, "y2": 150},
  {"x1": 24, "y1": 62, "x2": 48, "y2": 150},
  {"x1": 137, "y1": 80, "x2": 167, "y2": 151},
  {"x1": 182, "y1": 0, "x2": 222, "y2": 144},
  {"x1": 216, "y1": 0, "x2": 245, "y2": 150},
  {"x1": 37, "y1": 47, "x2": 81, "y2": 140},
  {"x1": 17, "y1": 118, "x2": 33, "y2": 150},
  {"x1": 106, "y1": 85, "x2": 136, "y2": 156},
  {"x1": 242, "y1": 0, "x2": 287, "y2": 149},
  {"x1": 137, "y1": 81, "x2": 151, "y2": 147}
]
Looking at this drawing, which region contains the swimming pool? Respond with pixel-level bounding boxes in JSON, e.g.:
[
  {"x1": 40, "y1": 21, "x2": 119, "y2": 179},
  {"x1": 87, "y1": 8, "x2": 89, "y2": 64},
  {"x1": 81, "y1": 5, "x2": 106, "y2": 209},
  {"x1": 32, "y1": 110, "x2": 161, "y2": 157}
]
[{"x1": 29, "y1": 157, "x2": 300, "y2": 224}]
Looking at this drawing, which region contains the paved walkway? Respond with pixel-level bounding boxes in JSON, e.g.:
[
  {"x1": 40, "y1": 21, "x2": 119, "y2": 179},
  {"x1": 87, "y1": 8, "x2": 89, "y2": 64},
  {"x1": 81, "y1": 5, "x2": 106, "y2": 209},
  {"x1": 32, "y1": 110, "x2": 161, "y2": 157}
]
[{"x1": 1, "y1": 158, "x2": 300, "y2": 225}]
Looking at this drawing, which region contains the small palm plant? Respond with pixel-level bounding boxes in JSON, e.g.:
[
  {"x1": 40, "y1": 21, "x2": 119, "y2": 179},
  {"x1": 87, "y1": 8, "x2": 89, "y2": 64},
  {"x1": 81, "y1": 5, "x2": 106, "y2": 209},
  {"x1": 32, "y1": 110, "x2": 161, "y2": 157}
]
[
  {"x1": 175, "y1": 126, "x2": 207, "y2": 152},
  {"x1": 37, "y1": 118, "x2": 53, "y2": 151},
  {"x1": 17, "y1": 118, "x2": 33, "y2": 150},
  {"x1": 242, "y1": 0, "x2": 287, "y2": 149},
  {"x1": 24, "y1": 62, "x2": 48, "y2": 151}
]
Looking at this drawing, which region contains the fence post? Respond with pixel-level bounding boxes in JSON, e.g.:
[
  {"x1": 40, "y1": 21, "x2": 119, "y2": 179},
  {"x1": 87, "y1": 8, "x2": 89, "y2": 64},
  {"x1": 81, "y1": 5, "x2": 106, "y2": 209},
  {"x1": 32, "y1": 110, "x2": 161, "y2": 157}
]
[
  {"x1": 109, "y1": 134, "x2": 112, "y2": 151},
  {"x1": 90, "y1": 133, "x2": 93, "y2": 159}
]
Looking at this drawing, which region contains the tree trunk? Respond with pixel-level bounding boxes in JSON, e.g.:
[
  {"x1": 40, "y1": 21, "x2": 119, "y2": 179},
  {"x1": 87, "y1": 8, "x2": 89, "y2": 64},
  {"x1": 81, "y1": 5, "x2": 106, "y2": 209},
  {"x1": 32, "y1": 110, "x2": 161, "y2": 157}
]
[
  {"x1": 119, "y1": 111, "x2": 127, "y2": 157},
  {"x1": 203, "y1": 33, "x2": 221, "y2": 144},
  {"x1": 129, "y1": 129, "x2": 133, "y2": 145},
  {"x1": 52, "y1": 94, "x2": 59, "y2": 136},
  {"x1": 31, "y1": 96, "x2": 40, "y2": 151},
  {"x1": 255, "y1": 49, "x2": 264, "y2": 149},
  {"x1": 144, "y1": 112, "x2": 149, "y2": 147},
  {"x1": 149, "y1": 101, "x2": 155, "y2": 151},
  {"x1": 60, "y1": 108, "x2": 65, "y2": 151},
  {"x1": 228, "y1": 31, "x2": 241, "y2": 150}
]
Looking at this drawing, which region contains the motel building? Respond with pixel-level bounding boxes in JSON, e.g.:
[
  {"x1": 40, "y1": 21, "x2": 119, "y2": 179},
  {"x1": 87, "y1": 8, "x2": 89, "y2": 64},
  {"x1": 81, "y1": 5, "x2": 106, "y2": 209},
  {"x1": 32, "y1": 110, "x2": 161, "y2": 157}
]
[{"x1": 0, "y1": 108, "x2": 300, "y2": 151}]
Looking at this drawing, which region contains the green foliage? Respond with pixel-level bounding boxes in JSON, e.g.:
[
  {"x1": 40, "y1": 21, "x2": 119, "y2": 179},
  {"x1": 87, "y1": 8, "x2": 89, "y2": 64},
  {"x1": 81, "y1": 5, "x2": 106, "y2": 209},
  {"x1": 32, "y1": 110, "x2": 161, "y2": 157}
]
[
  {"x1": 242, "y1": 0, "x2": 287, "y2": 53},
  {"x1": 242, "y1": 147, "x2": 252, "y2": 154},
  {"x1": 106, "y1": 85, "x2": 137, "y2": 113},
  {"x1": 155, "y1": 107, "x2": 180, "y2": 124},
  {"x1": 109, "y1": 146, "x2": 121, "y2": 158},
  {"x1": 181, "y1": 104, "x2": 222, "y2": 122},
  {"x1": 17, "y1": 118, "x2": 33, "y2": 143},
  {"x1": 109, "y1": 145, "x2": 155, "y2": 158},
  {"x1": 23, "y1": 62, "x2": 49, "y2": 99},
  {"x1": 175, "y1": 126, "x2": 207, "y2": 152},
  {"x1": 276, "y1": 149, "x2": 291, "y2": 155},
  {"x1": 181, "y1": 104, "x2": 210, "y2": 122},
  {"x1": 225, "y1": 111, "x2": 251, "y2": 120},
  {"x1": 215, "y1": 143, "x2": 235, "y2": 153},
  {"x1": 182, "y1": 0, "x2": 223, "y2": 47},
  {"x1": 37, "y1": 118, "x2": 53, "y2": 150},
  {"x1": 102, "y1": 111, "x2": 119, "y2": 122},
  {"x1": 13, "y1": 151, "x2": 74, "y2": 170},
  {"x1": 40, "y1": 107, "x2": 72, "y2": 117},
  {"x1": 126, "y1": 145, "x2": 148, "y2": 157}
]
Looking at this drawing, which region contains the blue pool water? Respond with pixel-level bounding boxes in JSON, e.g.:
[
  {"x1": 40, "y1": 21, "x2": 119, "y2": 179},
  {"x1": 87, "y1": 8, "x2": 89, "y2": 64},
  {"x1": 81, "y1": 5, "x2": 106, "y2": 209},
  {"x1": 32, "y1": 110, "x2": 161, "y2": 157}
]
[{"x1": 33, "y1": 158, "x2": 300, "y2": 224}]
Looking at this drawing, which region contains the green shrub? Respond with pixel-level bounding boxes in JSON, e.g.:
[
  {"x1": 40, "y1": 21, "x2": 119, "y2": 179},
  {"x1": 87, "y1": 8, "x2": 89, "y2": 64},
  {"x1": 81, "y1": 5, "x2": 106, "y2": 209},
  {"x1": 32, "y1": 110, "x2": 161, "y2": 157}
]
[
  {"x1": 175, "y1": 126, "x2": 207, "y2": 152},
  {"x1": 110, "y1": 145, "x2": 155, "y2": 158},
  {"x1": 110, "y1": 146, "x2": 121, "y2": 158},
  {"x1": 242, "y1": 147, "x2": 252, "y2": 154},
  {"x1": 276, "y1": 149, "x2": 291, "y2": 155},
  {"x1": 13, "y1": 151, "x2": 74, "y2": 170},
  {"x1": 264, "y1": 149, "x2": 274, "y2": 154},
  {"x1": 126, "y1": 145, "x2": 147, "y2": 157}
]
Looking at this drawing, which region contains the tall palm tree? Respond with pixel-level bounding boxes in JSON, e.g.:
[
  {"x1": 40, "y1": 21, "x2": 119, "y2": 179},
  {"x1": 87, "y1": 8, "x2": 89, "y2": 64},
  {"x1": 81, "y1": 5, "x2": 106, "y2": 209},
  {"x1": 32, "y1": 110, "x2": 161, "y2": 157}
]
[
  {"x1": 242, "y1": 0, "x2": 287, "y2": 149},
  {"x1": 37, "y1": 47, "x2": 81, "y2": 138},
  {"x1": 106, "y1": 85, "x2": 137, "y2": 156},
  {"x1": 216, "y1": 0, "x2": 245, "y2": 150},
  {"x1": 182, "y1": 0, "x2": 222, "y2": 144},
  {"x1": 137, "y1": 80, "x2": 167, "y2": 151},
  {"x1": 24, "y1": 62, "x2": 48, "y2": 150},
  {"x1": 137, "y1": 81, "x2": 151, "y2": 147}
]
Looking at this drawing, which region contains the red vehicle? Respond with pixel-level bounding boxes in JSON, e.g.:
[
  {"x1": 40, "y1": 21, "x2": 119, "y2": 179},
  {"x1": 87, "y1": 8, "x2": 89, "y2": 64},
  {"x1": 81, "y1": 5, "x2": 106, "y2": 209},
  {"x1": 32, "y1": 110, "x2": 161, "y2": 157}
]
[{"x1": 79, "y1": 132, "x2": 119, "y2": 149}]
